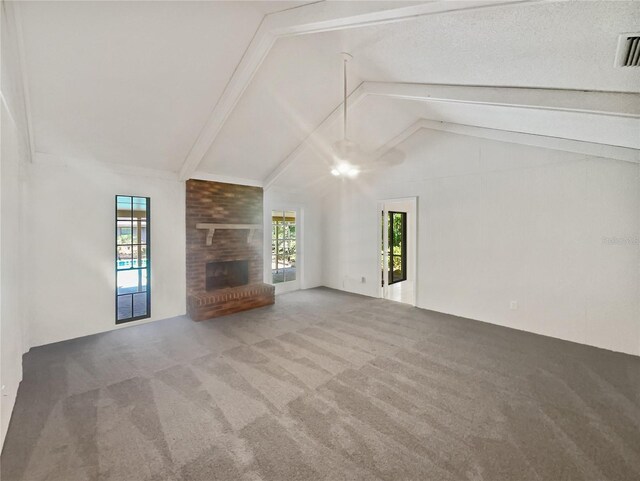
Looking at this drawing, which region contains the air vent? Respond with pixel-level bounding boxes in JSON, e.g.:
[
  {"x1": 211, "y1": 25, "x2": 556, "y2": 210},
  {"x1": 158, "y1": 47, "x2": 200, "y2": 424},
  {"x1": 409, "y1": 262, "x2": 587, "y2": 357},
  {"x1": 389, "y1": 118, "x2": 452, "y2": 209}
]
[{"x1": 615, "y1": 33, "x2": 640, "y2": 67}]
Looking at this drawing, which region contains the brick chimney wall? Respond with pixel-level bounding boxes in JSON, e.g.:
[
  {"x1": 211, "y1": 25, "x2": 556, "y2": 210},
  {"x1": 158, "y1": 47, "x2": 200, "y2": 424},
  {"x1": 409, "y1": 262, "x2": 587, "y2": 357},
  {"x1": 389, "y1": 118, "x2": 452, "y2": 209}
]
[{"x1": 185, "y1": 179, "x2": 274, "y2": 320}]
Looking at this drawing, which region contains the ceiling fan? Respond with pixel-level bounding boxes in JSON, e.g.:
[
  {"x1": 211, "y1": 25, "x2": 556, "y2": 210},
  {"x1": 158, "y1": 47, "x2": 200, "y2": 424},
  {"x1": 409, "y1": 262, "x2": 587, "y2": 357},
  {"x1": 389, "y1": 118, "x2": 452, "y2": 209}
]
[
  {"x1": 331, "y1": 52, "x2": 362, "y2": 178},
  {"x1": 330, "y1": 52, "x2": 405, "y2": 178}
]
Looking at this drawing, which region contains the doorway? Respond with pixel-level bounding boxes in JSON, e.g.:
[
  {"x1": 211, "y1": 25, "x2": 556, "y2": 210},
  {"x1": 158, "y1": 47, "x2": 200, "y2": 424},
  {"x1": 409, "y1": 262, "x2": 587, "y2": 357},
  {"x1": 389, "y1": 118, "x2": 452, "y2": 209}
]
[
  {"x1": 379, "y1": 197, "x2": 417, "y2": 306},
  {"x1": 271, "y1": 209, "x2": 300, "y2": 294}
]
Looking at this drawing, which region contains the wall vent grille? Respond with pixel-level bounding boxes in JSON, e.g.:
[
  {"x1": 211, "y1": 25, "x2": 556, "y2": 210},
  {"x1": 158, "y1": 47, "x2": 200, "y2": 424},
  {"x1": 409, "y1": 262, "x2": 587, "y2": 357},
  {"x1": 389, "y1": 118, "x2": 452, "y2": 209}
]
[{"x1": 618, "y1": 35, "x2": 640, "y2": 67}]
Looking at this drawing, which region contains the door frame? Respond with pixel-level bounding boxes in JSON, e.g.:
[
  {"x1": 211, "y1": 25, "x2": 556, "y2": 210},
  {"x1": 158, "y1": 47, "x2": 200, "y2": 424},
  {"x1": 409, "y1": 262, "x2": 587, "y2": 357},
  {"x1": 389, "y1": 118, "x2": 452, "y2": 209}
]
[
  {"x1": 387, "y1": 210, "x2": 408, "y2": 285},
  {"x1": 377, "y1": 197, "x2": 418, "y2": 306},
  {"x1": 266, "y1": 206, "x2": 302, "y2": 295}
]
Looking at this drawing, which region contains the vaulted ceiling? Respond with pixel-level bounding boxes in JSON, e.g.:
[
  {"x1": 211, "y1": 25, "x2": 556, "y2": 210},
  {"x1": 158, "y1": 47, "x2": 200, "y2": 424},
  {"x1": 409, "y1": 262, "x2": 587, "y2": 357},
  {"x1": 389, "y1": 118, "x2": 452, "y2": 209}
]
[{"x1": 14, "y1": 0, "x2": 640, "y2": 190}]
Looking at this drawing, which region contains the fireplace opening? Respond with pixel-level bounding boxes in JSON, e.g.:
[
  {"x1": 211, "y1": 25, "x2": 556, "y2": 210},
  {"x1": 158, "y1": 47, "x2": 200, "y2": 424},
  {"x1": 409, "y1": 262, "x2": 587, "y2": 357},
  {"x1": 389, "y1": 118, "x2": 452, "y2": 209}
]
[{"x1": 206, "y1": 260, "x2": 249, "y2": 291}]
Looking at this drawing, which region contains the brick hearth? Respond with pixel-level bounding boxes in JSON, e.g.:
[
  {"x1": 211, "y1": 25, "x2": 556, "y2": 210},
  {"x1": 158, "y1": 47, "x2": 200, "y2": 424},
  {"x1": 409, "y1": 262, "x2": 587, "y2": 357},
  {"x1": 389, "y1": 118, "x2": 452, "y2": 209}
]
[{"x1": 186, "y1": 179, "x2": 274, "y2": 321}]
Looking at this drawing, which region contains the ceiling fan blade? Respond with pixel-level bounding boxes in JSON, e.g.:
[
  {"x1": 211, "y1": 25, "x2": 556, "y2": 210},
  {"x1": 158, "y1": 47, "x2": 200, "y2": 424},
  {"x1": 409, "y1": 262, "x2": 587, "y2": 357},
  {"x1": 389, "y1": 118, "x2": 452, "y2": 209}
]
[
  {"x1": 375, "y1": 147, "x2": 406, "y2": 166},
  {"x1": 332, "y1": 139, "x2": 368, "y2": 164}
]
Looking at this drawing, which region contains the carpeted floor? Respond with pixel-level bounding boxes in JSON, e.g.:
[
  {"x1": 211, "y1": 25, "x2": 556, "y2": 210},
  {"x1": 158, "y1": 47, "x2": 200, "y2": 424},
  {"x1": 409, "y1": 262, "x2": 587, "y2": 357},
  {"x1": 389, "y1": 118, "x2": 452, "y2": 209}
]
[{"x1": 2, "y1": 287, "x2": 639, "y2": 481}]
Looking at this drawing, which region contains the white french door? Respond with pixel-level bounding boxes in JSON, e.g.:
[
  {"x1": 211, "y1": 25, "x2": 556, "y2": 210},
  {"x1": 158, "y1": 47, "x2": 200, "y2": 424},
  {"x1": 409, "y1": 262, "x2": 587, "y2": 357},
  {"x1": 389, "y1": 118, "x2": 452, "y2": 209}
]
[
  {"x1": 271, "y1": 209, "x2": 300, "y2": 293},
  {"x1": 379, "y1": 197, "x2": 417, "y2": 306}
]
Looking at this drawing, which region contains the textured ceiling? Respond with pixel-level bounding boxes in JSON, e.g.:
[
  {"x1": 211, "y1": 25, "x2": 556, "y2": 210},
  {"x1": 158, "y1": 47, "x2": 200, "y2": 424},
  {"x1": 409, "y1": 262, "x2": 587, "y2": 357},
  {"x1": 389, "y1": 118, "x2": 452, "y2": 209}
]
[
  {"x1": 14, "y1": 0, "x2": 640, "y2": 184},
  {"x1": 201, "y1": 0, "x2": 640, "y2": 185},
  {"x1": 327, "y1": 0, "x2": 639, "y2": 92}
]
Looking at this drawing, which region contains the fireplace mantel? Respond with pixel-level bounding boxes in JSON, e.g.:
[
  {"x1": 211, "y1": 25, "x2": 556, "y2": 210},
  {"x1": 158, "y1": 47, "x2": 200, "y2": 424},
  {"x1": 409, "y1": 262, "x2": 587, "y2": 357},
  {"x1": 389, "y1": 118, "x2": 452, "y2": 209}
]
[
  {"x1": 186, "y1": 180, "x2": 273, "y2": 321},
  {"x1": 195, "y1": 223, "x2": 262, "y2": 246}
]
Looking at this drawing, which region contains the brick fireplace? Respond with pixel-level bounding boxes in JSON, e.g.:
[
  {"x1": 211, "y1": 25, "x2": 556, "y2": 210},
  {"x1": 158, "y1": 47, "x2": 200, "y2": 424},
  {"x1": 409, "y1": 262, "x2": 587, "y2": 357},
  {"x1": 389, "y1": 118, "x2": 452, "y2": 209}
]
[{"x1": 186, "y1": 179, "x2": 274, "y2": 321}]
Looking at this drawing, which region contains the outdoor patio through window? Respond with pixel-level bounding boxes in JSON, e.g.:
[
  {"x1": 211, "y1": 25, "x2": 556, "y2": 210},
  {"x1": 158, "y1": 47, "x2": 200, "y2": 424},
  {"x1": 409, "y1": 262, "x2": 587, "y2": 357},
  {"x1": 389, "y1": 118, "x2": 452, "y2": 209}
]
[
  {"x1": 116, "y1": 195, "x2": 150, "y2": 323},
  {"x1": 271, "y1": 210, "x2": 296, "y2": 284}
]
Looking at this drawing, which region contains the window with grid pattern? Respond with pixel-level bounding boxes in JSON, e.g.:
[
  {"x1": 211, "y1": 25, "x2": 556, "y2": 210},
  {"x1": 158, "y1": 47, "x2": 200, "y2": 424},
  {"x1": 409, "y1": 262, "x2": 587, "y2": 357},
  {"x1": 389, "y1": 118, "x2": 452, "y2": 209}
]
[
  {"x1": 116, "y1": 196, "x2": 150, "y2": 323},
  {"x1": 271, "y1": 210, "x2": 296, "y2": 284}
]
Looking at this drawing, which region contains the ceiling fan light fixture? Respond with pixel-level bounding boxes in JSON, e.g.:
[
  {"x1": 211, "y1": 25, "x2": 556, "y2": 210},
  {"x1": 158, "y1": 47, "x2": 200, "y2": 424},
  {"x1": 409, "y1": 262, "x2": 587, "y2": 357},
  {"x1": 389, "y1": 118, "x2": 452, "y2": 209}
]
[
  {"x1": 330, "y1": 161, "x2": 359, "y2": 178},
  {"x1": 330, "y1": 52, "x2": 362, "y2": 179},
  {"x1": 337, "y1": 162, "x2": 351, "y2": 174},
  {"x1": 346, "y1": 167, "x2": 360, "y2": 178}
]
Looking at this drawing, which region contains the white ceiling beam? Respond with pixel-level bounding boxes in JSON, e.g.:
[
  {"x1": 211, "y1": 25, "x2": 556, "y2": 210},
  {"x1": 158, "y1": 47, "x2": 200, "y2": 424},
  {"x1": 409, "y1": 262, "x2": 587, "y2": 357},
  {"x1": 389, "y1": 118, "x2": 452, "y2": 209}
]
[
  {"x1": 268, "y1": 117, "x2": 639, "y2": 197},
  {"x1": 178, "y1": 0, "x2": 539, "y2": 181},
  {"x1": 190, "y1": 171, "x2": 263, "y2": 188},
  {"x1": 363, "y1": 82, "x2": 640, "y2": 117},
  {"x1": 266, "y1": 0, "x2": 535, "y2": 36},
  {"x1": 263, "y1": 81, "x2": 640, "y2": 188},
  {"x1": 396, "y1": 119, "x2": 640, "y2": 163}
]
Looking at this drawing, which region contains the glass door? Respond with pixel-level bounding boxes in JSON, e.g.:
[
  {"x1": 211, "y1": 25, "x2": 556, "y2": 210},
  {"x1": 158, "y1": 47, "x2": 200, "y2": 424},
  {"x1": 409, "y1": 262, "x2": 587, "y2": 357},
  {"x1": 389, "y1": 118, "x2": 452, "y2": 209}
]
[
  {"x1": 387, "y1": 211, "x2": 407, "y2": 285},
  {"x1": 271, "y1": 210, "x2": 297, "y2": 286}
]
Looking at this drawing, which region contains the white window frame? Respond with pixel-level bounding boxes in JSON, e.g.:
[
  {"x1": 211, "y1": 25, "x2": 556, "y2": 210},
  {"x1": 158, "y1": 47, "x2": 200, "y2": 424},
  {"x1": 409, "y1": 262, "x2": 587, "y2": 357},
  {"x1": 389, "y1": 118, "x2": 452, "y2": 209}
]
[{"x1": 266, "y1": 207, "x2": 302, "y2": 294}]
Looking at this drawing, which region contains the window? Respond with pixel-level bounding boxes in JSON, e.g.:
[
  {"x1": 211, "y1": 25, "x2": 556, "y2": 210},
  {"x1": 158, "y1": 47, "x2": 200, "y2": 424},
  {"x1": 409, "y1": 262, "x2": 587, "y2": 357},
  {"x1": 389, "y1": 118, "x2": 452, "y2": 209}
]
[
  {"x1": 116, "y1": 196, "x2": 150, "y2": 323},
  {"x1": 388, "y1": 211, "x2": 407, "y2": 285},
  {"x1": 271, "y1": 210, "x2": 296, "y2": 284}
]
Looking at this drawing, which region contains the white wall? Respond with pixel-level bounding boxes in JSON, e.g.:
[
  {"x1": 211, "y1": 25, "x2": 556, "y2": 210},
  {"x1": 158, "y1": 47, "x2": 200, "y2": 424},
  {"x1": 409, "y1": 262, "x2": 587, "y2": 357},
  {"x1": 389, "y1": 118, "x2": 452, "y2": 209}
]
[
  {"x1": 0, "y1": 99, "x2": 29, "y2": 448},
  {"x1": 264, "y1": 187, "x2": 323, "y2": 291},
  {"x1": 322, "y1": 128, "x2": 640, "y2": 356},
  {"x1": 27, "y1": 157, "x2": 186, "y2": 347},
  {"x1": 1, "y1": 0, "x2": 31, "y2": 449}
]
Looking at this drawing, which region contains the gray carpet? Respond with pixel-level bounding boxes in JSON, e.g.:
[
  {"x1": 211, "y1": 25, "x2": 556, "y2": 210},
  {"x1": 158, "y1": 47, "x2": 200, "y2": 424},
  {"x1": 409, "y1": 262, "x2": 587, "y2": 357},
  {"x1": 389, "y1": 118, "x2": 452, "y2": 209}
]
[{"x1": 2, "y1": 288, "x2": 639, "y2": 481}]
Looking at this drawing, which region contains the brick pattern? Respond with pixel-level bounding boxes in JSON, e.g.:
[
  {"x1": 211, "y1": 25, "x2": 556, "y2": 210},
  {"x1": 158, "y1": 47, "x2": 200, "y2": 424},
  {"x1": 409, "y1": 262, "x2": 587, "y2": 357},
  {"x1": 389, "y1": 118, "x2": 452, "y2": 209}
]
[
  {"x1": 187, "y1": 284, "x2": 275, "y2": 321},
  {"x1": 186, "y1": 179, "x2": 274, "y2": 321}
]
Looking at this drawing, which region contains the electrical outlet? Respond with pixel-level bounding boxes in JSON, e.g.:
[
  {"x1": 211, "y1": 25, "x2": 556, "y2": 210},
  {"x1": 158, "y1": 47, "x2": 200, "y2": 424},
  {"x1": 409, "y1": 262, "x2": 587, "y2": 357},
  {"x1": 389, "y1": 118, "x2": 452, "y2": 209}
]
[
  {"x1": 361, "y1": 276, "x2": 366, "y2": 283},
  {"x1": 510, "y1": 301, "x2": 518, "y2": 310}
]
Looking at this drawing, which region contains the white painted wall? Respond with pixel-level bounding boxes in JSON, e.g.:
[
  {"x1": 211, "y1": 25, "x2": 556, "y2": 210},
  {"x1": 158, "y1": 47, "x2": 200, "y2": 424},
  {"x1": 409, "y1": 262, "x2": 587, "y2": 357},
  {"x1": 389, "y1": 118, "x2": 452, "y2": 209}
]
[
  {"x1": 0, "y1": 99, "x2": 29, "y2": 449},
  {"x1": 264, "y1": 187, "x2": 323, "y2": 292},
  {"x1": 322, "y1": 128, "x2": 640, "y2": 356},
  {"x1": 1, "y1": 0, "x2": 31, "y2": 449},
  {"x1": 27, "y1": 157, "x2": 186, "y2": 347}
]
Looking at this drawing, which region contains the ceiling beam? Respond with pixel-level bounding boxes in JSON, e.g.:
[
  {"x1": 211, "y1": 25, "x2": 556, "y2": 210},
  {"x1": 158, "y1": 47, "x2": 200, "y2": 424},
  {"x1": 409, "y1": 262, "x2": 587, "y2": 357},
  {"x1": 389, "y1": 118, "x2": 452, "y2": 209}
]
[
  {"x1": 363, "y1": 82, "x2": 640, "y2": 117},
  {"x1": 377, "y1": 119, "x2": 640, "y2": 164},
  {"x1": 190, "y1": 171, "x2": 263, "y2": 188},
  {"x1": 266, "y1": 116, "x2": 638, "y2": 200},
  {"x1": 263, "y1": 81, "x2": 640, "y2": 189},
  {"x1": 178, "y1": 0, "x2": 538, "y2": 181}
]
